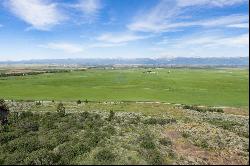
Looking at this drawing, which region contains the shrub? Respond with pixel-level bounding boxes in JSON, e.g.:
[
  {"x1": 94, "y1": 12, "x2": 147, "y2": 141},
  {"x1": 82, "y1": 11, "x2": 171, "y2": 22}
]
[
  {"x1": 19, "y1": 111, "x2": 34, "y2": 119},
  {"x1": 76, "y1": 100, "x2": 82, "y2": 104},
  {"x1": 128, "y1": 115, "x2": 141, "y2": 124},
  {"x1": 194, "y1": 139, "x2": 209, "y2": 149},
  {"x1": 0, "y1": 99, "x2": 9, "y2": 125},
  {"x1": 181, "y1": 132, "x2": 190, "y2": 138},
  {"x1": 80, "y1": 111, "x2": 90, "y2": 120},
  {"x1": 0, "y1": 155, "x2": 4, "y2": 165},
  {"x1": 55, "y1": 132, "x2": 70, "y2": 144},
  {"x1": 159, "y1": 137, "x2": 172, "y2": 147},
  {"x1": 55, "y1": 144, "x2": 75, "y2": 164},
  {"x1": 207, "y1": 118, "x2": 243, "y2": 130},
  {"x1": 3, "y1": 151, "x2": 27, "y2": 165},
  {"x1": 57, "y1": 103, "x2": 66, "y2": 117},
  {"x1": 140, "y1": 133, "x2": 156, "y2": 150},
  {"x1": 0, "y1": 130, "x2": 23, "y2": 144},
  {"x1": 183, "y1": 105, "x2": 192, "y2": 109},
  {"x1": 94, "y1": 148, "x2": 116, "y2": 163},
  {"x1": 103, "y1": 125, "x2": 116, "y2": 135},
  {"x1": 183, "y1": 105, "x2": 224, "y2": 113},
  {"x1": 0, "y1": 99, "x2": 5, "y2": 104},
  {"x1": 85, "y1": 132, "x2": 103, "y2": 147},
  {"x1": 149, "y1": 151, "x2": 165, "y2": 165},
  {"x1": 23, "y1": 149, "x2": 59, "y2": 165},
  {"x1": 19, "y1": 121, "x2": 39, "y2": 132},
  {"x1": 141, "y1": 139, "x2": 156, "y2": 150},
  {"x1": 3, "y1": 135, "x2": 40, "y2": 153},
  {"x1": 75, "y1": 143, "x2": 91, "y2": 155},
  {"x1": 107, "y1": 110, "x2": 115, "y2": 121},
  {"x1": 35, "y1": 101, "x2": 42, "y2": 106},
  {"x1": 143, "y1": 118, "x2": 176, "y2": 125}
]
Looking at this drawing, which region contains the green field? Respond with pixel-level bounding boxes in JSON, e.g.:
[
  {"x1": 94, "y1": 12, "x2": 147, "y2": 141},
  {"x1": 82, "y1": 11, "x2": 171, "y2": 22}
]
[{"x1": 0, "y1": 68, "x2": 249, "y2": 107}]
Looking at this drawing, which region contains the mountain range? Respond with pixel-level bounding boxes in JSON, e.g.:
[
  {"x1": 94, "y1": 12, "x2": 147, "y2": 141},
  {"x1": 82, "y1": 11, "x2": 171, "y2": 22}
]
[{"x1": 0, "y1": 57, "x2": 248, "y2": 67}]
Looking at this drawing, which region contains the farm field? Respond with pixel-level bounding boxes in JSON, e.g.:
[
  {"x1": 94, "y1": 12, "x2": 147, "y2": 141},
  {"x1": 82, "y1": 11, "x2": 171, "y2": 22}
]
[{"x1": 0, "y1": 68, "x2": 249, "y2": 107}]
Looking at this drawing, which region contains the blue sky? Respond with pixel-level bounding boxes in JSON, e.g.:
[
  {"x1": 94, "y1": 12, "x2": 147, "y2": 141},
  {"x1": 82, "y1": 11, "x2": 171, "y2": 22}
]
[{"x1": 0, "y1": 0, "x2": 249, "y2": 61}]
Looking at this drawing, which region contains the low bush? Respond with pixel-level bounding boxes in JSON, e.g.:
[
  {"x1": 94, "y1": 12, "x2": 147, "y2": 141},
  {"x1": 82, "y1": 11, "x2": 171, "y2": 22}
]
[
  {"x1": 194, "y1": 139, "x2": 209, "y2": 149},
  {"x1": 143, "y1": 118, "x2": 176, "y2": 125},
  {"x1": 35, "y1": 101, "x2": 42, "y2": 106},
  {"x1": 183, "y1": 105, "x2": 224, "y2": 113},
  {"x1": 140, "y1": 133, "x2": 156, "y2": 150},
  {"x1": 207, "y1": 118, "x2": 243, "y2": 130},
  {"x1": 159, "y1": 137, "x2": 172, "y2": 147},
  {"x1": 107, "y1": 110, "x2": 115, "y2": 121},
  {"x1": 57, "y1": 103, "x2": 66, "y2": 117},
  {"x1": 23, "y1": 149, "x2": 59, "y2": 165},
  {"x1": 149, "y1": 151, "x2": 165, "y2": 165},
  {"x1": 19, "y1": 121, "x2": 39, "y2": 132},
  {"x1": 76, "y1": 100, "x2": 82, "y2": 104},
  {"x1": 94, "y1": 148, "x2": 116, "y2": 163},
  {"x1": 181, "y1": 132, "x2": 190, "y2": 138}
]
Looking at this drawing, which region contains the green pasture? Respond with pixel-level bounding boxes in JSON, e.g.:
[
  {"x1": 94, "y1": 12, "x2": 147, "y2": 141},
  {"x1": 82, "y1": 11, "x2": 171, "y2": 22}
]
[{"x1": 0, "y1": 68, "x2": 248, "y2": 107}]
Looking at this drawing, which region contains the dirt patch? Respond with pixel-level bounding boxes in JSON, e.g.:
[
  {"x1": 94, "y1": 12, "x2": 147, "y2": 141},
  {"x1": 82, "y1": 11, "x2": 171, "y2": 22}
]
[
  {"x1": 223, "y1": 107, "x2": 249, "y2": 116},
  {"x1": 164, "y1": 129, "x2": 248, "y2": 165}
]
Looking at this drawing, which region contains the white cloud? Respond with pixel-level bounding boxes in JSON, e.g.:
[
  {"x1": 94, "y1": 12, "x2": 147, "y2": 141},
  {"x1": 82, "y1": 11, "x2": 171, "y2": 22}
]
[
  {"x1": 177, "y1": 0, "x2": 248, "y2": 7},
  {"x1": 153, "y1": 33, "x2": 249, "y2": 58},
  {"x1": 159, "y1": 33, "x2": 249, "y2": 48},
  {"x1": 198, "y1": 14, "x2": 249, "y2": 27},
  {"x1": 181, "y1": 34, "x2": 249, "y2": 48},
  {"x1": 77, "y1": 0, "x2": 101, "y2": 15},
  {"x1": 128, "y1": 0, "x2": 249, "y2": 33},
  {"x1": 96, "y1": 33, "x2": 152, "y2": 43},
  {"x1": 165, "y1": 14, "x2": 249, "y2": 29},
  {"x1": 227, "y1": 23, "x2": 249, "y2": 28},
  {"x1": 88, "y1": 42, "x2": 126, "y2": 48},
  {"x1": 6, "y1": 0, "x2": 66, "y2": 30},
  {"x1": 129, "y1": 14, "x2": 249, "y2": 32},
  {"x1": 69, "y1": 0, "x2": 102, "y2": 23},
  {"x1": 223, "y1": 33, "x2": 249, "y2": 46},
  {"x1": 39, "y1": 40, "x2": 126, "y2": 54},
  {"x1": 40, "y1": 42, "x2": 84, "y2": 53},
  {"x1": 128, "y1": 0, "x2": 179, "y2": 33}
]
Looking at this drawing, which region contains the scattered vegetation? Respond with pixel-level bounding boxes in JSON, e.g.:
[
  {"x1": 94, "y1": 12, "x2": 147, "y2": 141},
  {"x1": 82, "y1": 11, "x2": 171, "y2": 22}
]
[
  {"x1": 0, "y1": 69, "x2": 71, "y2": 78},
  {"x1": 0, "y1": 107, "x2": 176, "y2": 165},
  {"x1": 183, "y1": 105, "x2": 224, "y2": 113},
  {"x1": 0, "y1": 98, "x2": 248, "y2": 165},
  {"x1": 143, "y1": 117, "x2": 176, "y2": 125}
]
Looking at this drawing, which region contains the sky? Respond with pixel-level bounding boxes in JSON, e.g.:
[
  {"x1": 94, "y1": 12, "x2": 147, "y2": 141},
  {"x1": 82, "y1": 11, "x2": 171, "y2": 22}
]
[{"x1": 0, "y1": 0, "x2": 249, "y2": 61}]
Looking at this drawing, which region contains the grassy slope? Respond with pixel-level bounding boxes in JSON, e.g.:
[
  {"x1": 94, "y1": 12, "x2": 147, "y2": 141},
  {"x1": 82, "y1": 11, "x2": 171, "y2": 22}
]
[{"x1": 0, "y1": 68, "x2": 249, "y2": 107}]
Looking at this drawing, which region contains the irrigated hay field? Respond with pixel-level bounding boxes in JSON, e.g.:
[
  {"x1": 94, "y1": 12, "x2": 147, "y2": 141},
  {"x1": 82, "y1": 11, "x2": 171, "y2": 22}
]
[{"x1": 0, "y1": 68, "x2": 248, "y2": 107}]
